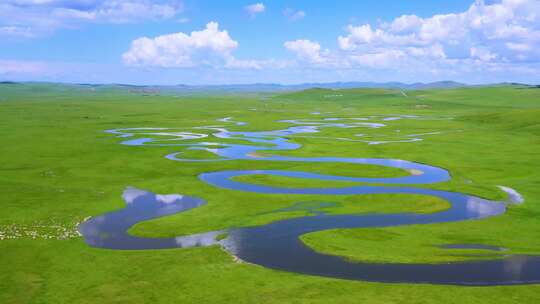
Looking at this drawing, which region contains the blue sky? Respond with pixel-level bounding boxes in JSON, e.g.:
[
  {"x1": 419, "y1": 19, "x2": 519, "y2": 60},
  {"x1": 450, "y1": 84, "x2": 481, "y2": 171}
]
[{"x1": 0, "y1": 0, "x2": 538, "y2": 85}]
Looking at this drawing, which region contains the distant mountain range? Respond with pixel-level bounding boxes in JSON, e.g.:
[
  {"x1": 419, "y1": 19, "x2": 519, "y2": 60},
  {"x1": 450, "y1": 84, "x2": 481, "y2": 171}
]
[
  {"x1": 167, "y1": 81, "x2": 468, "y2": 92},
  {"x1": 1, "y1": 81, "x2": 537, "y2": 94}
]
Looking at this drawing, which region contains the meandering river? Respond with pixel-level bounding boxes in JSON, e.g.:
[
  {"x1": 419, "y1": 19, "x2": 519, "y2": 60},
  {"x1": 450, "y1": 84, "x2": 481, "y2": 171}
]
[{"x1": 80, "y1": 116, "x2": 540, "y2": 285}]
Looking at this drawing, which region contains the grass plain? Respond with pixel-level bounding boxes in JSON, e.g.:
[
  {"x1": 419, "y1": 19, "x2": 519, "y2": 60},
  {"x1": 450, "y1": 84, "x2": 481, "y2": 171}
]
[{"x1": 1, "y1": 83, "x2": 540, "y2": 303}]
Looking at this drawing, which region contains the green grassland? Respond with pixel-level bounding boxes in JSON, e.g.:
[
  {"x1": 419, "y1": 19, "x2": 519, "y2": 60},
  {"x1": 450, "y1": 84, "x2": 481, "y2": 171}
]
[{"x1": 1, "y1": 83, "x2": 540, "y2": 303}]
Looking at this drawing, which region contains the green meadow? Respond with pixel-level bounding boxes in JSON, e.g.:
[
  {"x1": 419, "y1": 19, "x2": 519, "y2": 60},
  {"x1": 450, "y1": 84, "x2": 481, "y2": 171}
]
[{"x1": 1, "y1": 83, "x2": 540, "y2": 303}]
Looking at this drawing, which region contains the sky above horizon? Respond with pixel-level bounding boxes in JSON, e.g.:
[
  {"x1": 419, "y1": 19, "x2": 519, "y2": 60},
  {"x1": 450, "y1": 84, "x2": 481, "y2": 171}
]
[{"x1": 0, "y1": 0, "x2": 539, "y2": 85}]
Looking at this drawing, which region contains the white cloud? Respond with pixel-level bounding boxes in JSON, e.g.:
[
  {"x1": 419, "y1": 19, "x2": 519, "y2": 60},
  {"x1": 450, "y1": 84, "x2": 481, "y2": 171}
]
[
  {"x1": 66, "y1": 1, "x2": 179, "y2": 23},
  {"x1": 388, "y1": 15, "x2": 423, "y2": 33},
  {"x1": 123, "y1": 22, "x2": 237, "y2": 67},
  {"x1": 337, "y1": 0, "x2": 540, "y2": 62},
  {"x1": 288, "y1": 0, "x2": 539, "y2": 78},
  {"x1": 123, "y1": 21, "x2": 286, "y2": 70},
  {"x1": 406, "y1": 44, "x2": 446, "y2": 59},
  {"x1": 284, "y1": 8, "x2": 306, "y2": 22},
  {"x1": 505, "y1": 42, "x2": 531, "y2": 51},
  {"x1": 0, "y1": 0, "x2": 183, "y2": 37},
  {"x1": 245, "y1": 3, "x2": 265, "y2": 18},
  {"x1": 470, "y1": 46, "x2": 497, "y2": 62},
  {"x1": 284, "y1": 39, "x2": 326, "y2": 63}
]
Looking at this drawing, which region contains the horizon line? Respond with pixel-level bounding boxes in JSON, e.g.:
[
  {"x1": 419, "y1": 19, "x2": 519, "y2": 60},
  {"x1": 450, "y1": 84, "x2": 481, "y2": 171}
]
[{"x1": 1, "y1": 80, "x2": 538, "y2": 87}]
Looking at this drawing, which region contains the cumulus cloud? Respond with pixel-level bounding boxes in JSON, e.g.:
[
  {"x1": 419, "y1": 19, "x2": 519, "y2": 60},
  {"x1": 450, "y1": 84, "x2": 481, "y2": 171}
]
[
  {"x1": 283, "y1": 8, "x2": 306, "y2": 22},
  {"x1": 122, "y1": 22, "x2": 237, "y2": 67},
  {"x1": 337, "y1": 0, "x2": 540, "y2": 63},
  {"x1": 286, "y1": 0, "x2": 539, "y2": 79},
  {"x1": 245, "y1": 3, "x2": 265, "y2": 18},
  {"x1": 470, "y1": 46, "x2": 497, "y2": 62},
  {"x1": 123, "y1": 21, "x2": 285, "y2": 70},
  {"x1": 0, "y1": 0, "x2": 183, "y2": 37},
  {"x1": 284, "y1": 40, "x2": 326, "y2": 63}
]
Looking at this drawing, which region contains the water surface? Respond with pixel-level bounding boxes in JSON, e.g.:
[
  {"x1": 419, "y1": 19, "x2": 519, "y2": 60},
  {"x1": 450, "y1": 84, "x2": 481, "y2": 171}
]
[{"x1": 81, "y1": 116, "x2": 540, "y2": 286}]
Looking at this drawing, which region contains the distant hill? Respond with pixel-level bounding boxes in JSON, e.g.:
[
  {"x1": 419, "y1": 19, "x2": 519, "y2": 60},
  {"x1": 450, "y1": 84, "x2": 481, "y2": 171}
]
[
  {"x1": 2, "y1": 81, "x2": 537, "y2": 95},
  {"x1": 167, "y1": 81, "x2": 467, "y2": 92}
]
